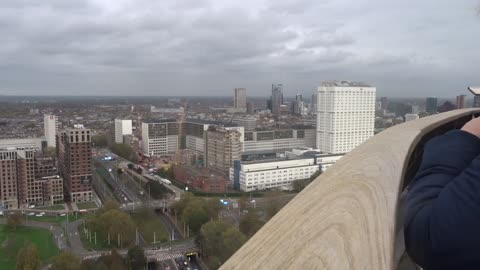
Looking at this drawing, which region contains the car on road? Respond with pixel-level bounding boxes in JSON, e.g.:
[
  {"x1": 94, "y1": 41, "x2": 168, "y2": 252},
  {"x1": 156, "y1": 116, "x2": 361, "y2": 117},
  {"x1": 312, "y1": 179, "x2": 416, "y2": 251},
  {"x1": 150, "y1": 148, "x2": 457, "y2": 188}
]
[
  {"x1": 27, "y1": 212, "x2": 35, "y2": 216},
  {"x1": 35, "y1": 213, "x2": 44, "y2": 217}
]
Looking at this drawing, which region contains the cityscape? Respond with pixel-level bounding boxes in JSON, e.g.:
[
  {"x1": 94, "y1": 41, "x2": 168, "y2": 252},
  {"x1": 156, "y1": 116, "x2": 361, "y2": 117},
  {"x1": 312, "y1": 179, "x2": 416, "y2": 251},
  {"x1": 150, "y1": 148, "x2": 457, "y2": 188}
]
[
  {"x1": 0, "y1": 0, "x2": 479, "y2": 270},
  {"x1": 1, "y1": 82, "x2": 478, "y2": 269}
]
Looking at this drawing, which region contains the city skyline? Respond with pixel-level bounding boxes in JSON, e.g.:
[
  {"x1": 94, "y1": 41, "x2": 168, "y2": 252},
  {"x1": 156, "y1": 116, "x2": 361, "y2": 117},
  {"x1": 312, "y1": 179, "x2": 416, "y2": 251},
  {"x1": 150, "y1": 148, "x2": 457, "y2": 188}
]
[{"x1": 0, "y1": 1, "x2": 478, "y2": 97}]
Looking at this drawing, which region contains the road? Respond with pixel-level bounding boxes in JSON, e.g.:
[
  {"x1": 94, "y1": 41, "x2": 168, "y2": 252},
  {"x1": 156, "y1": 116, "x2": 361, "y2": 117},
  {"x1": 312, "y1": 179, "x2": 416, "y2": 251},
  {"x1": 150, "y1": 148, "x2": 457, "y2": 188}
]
[
  {"x1": 156, "y1": 211, "x2": 183, "y2": 241},
  {"x1": 66, "y1": 219, "x2": 88, "y2": 254},
  {"x1": 80, "y1": 238, "x2": 197, "y2": 261}
]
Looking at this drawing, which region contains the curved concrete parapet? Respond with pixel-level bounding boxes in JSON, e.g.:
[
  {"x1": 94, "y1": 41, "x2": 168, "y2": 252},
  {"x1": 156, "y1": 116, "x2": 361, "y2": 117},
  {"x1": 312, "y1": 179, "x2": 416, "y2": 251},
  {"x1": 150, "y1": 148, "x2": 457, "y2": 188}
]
[{"x1": 221, "y1": 109, "x2": 480, "y2": 270}]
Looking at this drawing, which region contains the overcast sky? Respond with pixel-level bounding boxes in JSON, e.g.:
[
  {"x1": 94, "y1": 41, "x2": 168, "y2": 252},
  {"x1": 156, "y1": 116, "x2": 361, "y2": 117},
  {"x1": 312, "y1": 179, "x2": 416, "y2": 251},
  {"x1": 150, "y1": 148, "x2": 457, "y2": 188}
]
[{"x1": 0, "y1": 0, "x2": 479, "y2": 97}]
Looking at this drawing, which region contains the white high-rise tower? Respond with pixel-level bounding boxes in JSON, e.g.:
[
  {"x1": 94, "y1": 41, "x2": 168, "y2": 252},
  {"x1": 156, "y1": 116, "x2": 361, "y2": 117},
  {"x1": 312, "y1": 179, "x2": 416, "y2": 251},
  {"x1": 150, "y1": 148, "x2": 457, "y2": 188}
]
[
  {"x1": 44, "y1": 114, "x2": 58, "y2": 147},
  {"x1": 316, "y1": 81, "x2": 376, "y2": 154}
]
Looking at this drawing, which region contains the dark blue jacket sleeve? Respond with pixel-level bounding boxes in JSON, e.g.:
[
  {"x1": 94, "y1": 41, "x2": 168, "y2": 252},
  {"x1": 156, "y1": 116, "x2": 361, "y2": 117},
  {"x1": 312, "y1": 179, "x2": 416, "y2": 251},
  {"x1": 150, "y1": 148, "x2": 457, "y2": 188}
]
[{"x1": 404, "y1": 130, "x2": 480, "y2": 269}]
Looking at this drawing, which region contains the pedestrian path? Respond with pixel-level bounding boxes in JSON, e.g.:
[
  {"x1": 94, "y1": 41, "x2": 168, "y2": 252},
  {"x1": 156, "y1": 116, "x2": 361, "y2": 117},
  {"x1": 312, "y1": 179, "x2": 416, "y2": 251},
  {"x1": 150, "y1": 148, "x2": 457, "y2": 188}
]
[
  {"x1": 148, "y1": 251, "x2": 183, "y2": 262},
  {"x1": 71, "y1": 203, "x2": 79, "y2": 212}
]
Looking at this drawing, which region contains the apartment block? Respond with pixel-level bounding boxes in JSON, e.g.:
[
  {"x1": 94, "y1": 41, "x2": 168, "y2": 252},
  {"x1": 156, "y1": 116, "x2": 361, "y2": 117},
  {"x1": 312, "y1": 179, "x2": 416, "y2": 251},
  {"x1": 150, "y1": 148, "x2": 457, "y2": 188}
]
[
  {"x1": 57, "y1": 127, "x2": 93, "y2": 202},
  {"x1": 0, "y1": 148, "x2": 64, "y2": 209}
]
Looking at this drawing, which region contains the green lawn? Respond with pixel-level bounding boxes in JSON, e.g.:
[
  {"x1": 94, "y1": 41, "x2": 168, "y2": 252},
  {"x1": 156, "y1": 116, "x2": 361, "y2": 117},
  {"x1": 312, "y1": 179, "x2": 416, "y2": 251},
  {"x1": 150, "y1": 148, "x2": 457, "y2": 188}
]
[
  {"x1": 35, "y1": 204, "x2": 66, "y2": 211},
  {"x1": 0, "y1": 225, "x2": 59, "y2": 269},
  {"x1": 77, "y1": 201, "x2": 98, "y2": 210}
]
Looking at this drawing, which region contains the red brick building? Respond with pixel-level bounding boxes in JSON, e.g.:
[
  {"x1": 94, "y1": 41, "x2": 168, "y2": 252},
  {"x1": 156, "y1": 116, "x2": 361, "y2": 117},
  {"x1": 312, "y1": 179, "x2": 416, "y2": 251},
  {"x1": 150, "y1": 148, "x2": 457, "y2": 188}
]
[
  {"x1": 57, "y1": 127, "x2": 93, "y2": 202},
  {"x1": 173, "y1": 165, "x2": 228, "y2": 193}
]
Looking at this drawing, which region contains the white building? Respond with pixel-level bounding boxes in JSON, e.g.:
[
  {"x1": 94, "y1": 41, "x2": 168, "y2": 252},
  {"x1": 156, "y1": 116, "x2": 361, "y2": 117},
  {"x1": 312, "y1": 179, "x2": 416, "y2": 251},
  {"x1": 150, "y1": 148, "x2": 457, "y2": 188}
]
[
  {"x1": 114, "y1": 119, "x2": 133, "y2": 144},
  {"x1": 405, "y1": 114, "x2": 420, "y2": 122},
  {"x1": 230, "y1": 158, "x2": 319, "y2": 192},
  {"x1": 316, "y1": 81, "x2": 376, "y2": 154},
  {"x1": 141, "y1": 120, "x2": 179, "y2": 156},
  {"x1": 44, "y1": 114, "x2": 58, "y2": 147}
]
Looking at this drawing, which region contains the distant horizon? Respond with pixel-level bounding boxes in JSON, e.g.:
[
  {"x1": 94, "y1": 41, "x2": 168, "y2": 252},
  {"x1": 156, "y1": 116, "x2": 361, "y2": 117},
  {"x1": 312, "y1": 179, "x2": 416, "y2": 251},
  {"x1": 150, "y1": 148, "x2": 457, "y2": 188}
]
[{"x1": 0, "y1": 94, "x2": 473, "y2": 100}]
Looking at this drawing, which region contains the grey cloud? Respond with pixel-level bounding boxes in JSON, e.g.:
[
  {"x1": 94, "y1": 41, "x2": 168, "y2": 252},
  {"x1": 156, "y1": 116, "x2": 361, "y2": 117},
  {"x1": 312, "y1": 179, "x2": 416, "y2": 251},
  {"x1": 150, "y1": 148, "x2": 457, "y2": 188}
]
[{"x1": 0, "y1": 0, "x2": 479, "y2": 97}]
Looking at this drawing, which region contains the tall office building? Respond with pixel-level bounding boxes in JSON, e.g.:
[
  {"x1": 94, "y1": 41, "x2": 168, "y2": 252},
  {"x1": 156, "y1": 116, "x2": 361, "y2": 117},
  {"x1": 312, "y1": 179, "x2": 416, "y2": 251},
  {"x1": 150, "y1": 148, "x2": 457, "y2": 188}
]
[
  {"x1": 293, "y1": 93, "x2": 304, "y2": 115},
  {"x1": 425, "y1": 97, "x2": 438, "y2": 114},
  {"x1": 316, "y1": 81, "x2": 376, "y2": 154},
  {"x1": 57, "y1": 126, "x2": 93, "y2": 202},
  {"x1": 205, "y1": 126, "x2": 243, "y2": 176},
  {"x1": 44, "y1": 114, "x2": 58, "y2": 147},
  {"x1": 456, "y1": 95, "x2": 466, "y2": 109},
  {"x1": 271, "y1": 84, "x2": 283, "y2": 117},
  {"x1": 114, "y1": 119, "x2": 133, "y2": 144},
  {"x1": 234, "y1": 88, "x2": 247, "y2": 111}
]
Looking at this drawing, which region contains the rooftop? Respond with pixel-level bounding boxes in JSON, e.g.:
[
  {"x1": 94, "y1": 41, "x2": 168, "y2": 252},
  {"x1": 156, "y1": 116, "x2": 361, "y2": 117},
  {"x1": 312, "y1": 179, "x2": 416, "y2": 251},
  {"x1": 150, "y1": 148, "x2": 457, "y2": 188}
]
[{"x1": 321, "y1": 80, "x2": 372, "y2": 87}]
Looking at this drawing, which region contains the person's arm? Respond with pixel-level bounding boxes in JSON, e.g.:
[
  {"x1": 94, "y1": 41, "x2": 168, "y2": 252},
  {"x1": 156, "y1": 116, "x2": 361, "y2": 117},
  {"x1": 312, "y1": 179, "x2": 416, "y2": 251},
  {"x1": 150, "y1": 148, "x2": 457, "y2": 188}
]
[{"x1": 404, "y1": 122, "x2": 480, "y2": 269}]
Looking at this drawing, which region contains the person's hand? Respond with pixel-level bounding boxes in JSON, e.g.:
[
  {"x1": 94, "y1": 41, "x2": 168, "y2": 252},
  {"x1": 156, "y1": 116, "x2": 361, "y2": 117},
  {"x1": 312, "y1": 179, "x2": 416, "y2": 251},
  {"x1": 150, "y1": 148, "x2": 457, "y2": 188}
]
[{"x1": 461, "y1": 117, "x2": 480, "y2": 138}]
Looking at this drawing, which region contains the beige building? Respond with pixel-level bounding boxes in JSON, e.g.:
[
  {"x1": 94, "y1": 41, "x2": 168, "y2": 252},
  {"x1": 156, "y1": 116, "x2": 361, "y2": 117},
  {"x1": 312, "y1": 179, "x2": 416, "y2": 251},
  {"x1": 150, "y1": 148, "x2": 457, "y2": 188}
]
[
  {"x1": 205, "y1": 126, "x2": 243, "y2": 175},
  {"x1": 234, "y1": 88, "x2": 247, "y2": 112}
]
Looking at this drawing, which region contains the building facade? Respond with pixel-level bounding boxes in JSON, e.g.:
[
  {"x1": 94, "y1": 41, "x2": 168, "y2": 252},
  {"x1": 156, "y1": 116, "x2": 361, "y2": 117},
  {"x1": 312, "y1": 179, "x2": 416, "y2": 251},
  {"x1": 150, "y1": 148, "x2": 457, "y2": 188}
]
[
  {"x1": 456, "y1": 95, "x2": 466, "y2": 109},
  {"x1": 426, "y1": 97, "x2": 438, "y2": 114},
  {"x1": 57, "y1": 127, "x2": 93, "y2": 202},
  {"x1": 0, "y1": 149, "x2": 63, "y2": 209},
  {"x1": 474, "y1": 96, "x2": 480, "y2": 108},
  {"x1": 205, "y1": 126, "x2": 243, "y2": 175},
  {"x1": 405, "y1": 114, "x2": 420, "y2": 122},
  {"x1": 316, "y1": 81, "x2": 376, "y2": 154},
  {"x1": 114, "y1": 119, "x2": 133, "y2": 144},
  {"x1": 244, "y1": 128, "x2": 316, "y2": 155},
  {"x1": 230, "y1": 158, "x2": 319, "y2": 192},
  {"x1": 271, "y1": 84, "x2": 283, "y2": 117},
  {"x1": 246, "y1": 102, "x2": 254, "y2": 114},
  {"x1": 0, "y1": 150, "x2": 18, "y2": 209},
  {"x1": 233, "y1": 117, "x2": 257, "y2": 131},
  {"x1": 44, "y1": 114, "x2": 58, "y2": 148},
  {"x1": 141, "y1": 120, "x2": 180, "y2": 156},
  {"x1": 234, "y1": 88, "x2": 247, "y2": 112}
]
